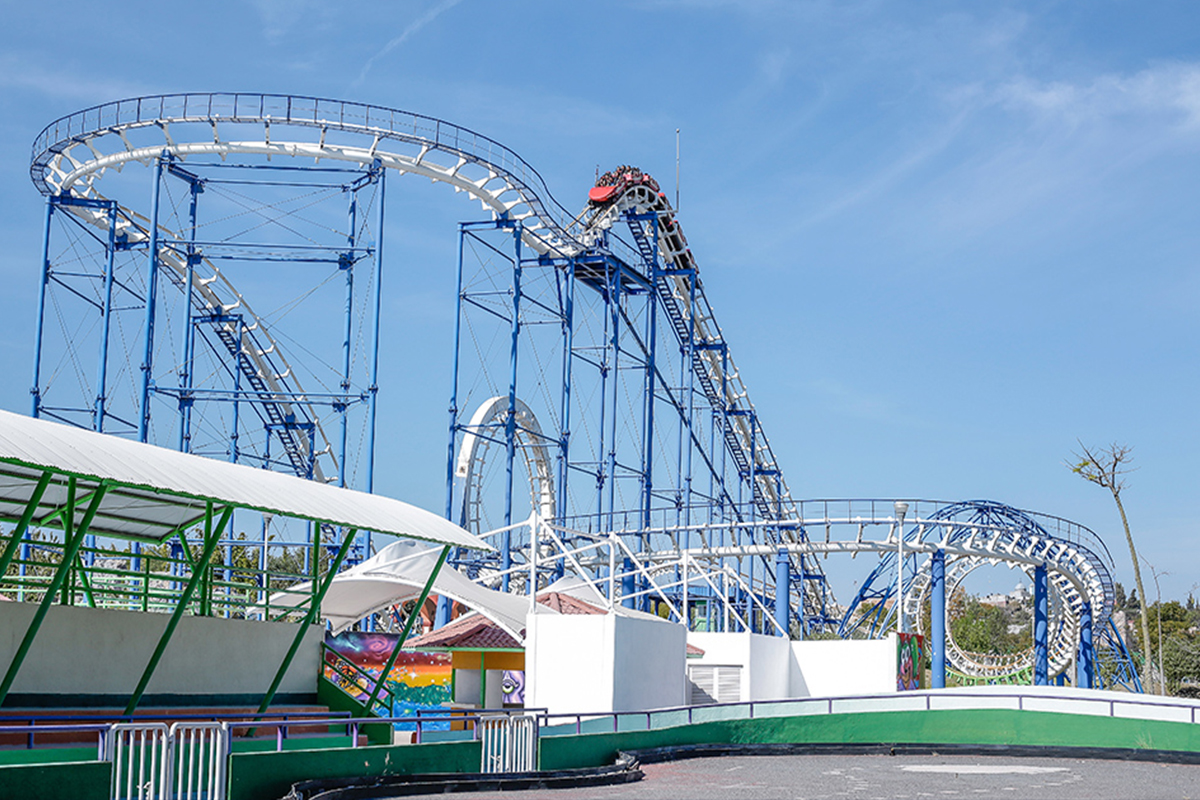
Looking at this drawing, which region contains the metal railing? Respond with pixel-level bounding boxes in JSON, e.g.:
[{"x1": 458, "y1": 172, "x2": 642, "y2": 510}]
[
  {"x1": 536, "y1": 686, "x2": 1200, "y2": 737},
  {"x1": 320, "y1": 643, "x2": 399, "y2": 717},
  {"x1": 108, "y1": 723, "x2": 172, "y2": 800},
  {"x1": 29, "y1": 93, "x2": 579, "y2": 247},
  {"x1": 1, "y1": 537, "x2": 322, "y2": 623},
  {"x1": 0, "y1": 711, "x2": 358, "y2": 756},
  {"x1": 479, "y1": 714, "x2": 538, "y2": 773}
]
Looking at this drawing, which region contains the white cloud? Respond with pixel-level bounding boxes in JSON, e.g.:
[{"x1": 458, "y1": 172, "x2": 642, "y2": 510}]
[
  {"x1": 252, "y1": 0, "x2": 329, "y2": 43},
  {"x1": 997, "y1": 62, "x2": 1200, "y2": 132},
  {"x1": 353, "y1": 0, "x2": 466, "y2": 87},
  {"x1": 0, "y1": 57, "x2": 148, "y2": 104}
]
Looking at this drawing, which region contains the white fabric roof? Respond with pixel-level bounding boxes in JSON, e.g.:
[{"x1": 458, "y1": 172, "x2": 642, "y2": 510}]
[
  {"x1": 0, "y1": 409, "x2": 487, "y2": 549},
  {"x1": 268, "y1": 540, "x2": 535, "y2": 639}
]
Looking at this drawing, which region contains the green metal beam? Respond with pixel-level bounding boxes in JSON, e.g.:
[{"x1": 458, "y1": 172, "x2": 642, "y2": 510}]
[
  {"x1": 74, "y1": 553, "x2": 96, "y2": 608},
  {"x1": 0, "y1": 480, "x2": 108, "y2": 708},
  {"x1": 364, "y1": 545, "x2": 450, "y2": 714},
  {"x1": 123, "y1": 503, "x2": 232, "y2": 715},
  {"x1": 34, "y1": 485, "x2": 101, "y2": 528},
  {"x1": 0, "y1": 471, "x2": 54, "y2": 581},
  {"x1": 257, "y1": 527, "x2": 358, "y2": 715}
]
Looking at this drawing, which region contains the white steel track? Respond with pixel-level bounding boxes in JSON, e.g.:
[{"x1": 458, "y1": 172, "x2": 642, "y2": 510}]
[{"x1": 30, "y1": 95, "x2": 1117, "y2": 682}]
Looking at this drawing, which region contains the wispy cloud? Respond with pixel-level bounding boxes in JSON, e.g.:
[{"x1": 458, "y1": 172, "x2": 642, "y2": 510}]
[
  {"x1": 0, "y1": 56, "x2": 148, "y2": 103},
  {"x1": 353, "y1": 0, "x2": 465, "y2": 87},
  {"x1": 997, "y1": 62, "x2": 1200, "y2": 132}
]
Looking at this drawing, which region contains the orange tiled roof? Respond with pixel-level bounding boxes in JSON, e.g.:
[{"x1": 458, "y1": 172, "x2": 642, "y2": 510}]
[{"x1": 404, "y1": 613, "x2": 522, "y2": 650}]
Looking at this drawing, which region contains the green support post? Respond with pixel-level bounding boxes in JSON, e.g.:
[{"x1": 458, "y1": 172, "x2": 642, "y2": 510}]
[
  {"x1": 0, "y1": 480, "x2": 108, "y2": 708},
  {"x1": 257, "y1": 527, "x2": 358, "y2": 715},
  {"x1": 124, "y1": 503, "x2": 232, "y2": 715},
  {"x1": 0, "y1": 471, "x2": 54, "y2": 581},
  {"x1": 364, "y1": 545, "x2": 450, "y2": 714},
  {"x1": 75, "y1": 553, "x2": 97, "y2": 608}
]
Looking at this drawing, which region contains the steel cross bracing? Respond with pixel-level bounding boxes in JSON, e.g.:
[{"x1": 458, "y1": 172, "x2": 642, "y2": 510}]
[
  {"x1": 505, "y1": 498, "x2": 1119, "y2": 684},
  {"x1": 28, "y1": 170, "x2": 359, "y2": 483},
  {"x1": 580, "y1": 187, "x2": 828, "y2": 625},
  {"x1": 26, "y1": 95, "x2": 1128, "y2": 674}
]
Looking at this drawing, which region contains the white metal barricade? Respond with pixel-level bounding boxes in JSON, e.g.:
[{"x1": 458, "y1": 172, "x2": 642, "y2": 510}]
[
  {"x1": 479, "y1": 714, "x2": 538, "y2": 773},
  {"x1": 171, "y1": 722, "x2": 230, "y2": 800},
  {"x1": 106, "y1": 723, "x2": 172, "y2": 800}
]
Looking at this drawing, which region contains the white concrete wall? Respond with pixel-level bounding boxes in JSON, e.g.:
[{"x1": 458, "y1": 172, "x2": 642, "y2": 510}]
[
  {"x1": 484, "y1": 669, "x2": 506, "y2": 708},
  {"x1": 748, "y1": 633, "x2": 792, "y2": 701},
  {"x1": 526, "y1": 613, "x2": 612, "y2": 716},
  {"x1": 790, "y1": 635, "x2": 897, "y2": 698},
  {"x1": 526, "y1": 612, "x2": 687, "y2": 715},
  {"x1": 612, "y1": 614, "x2": 686, "y2": 711},
  {"x1": 687, "y1": 631, "x2": 792, "y2": 702},
  {"x1": 454, "y1": 669, "x2": 481, "y2": 705},
  {"x1": 0, "y1": 600, "x2": 321, "y2": 701}
]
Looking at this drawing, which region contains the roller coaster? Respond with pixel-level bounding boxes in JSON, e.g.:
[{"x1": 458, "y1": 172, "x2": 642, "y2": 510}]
[{"x1": 25, "y1": 93, "x2": 1140, "y2": 689}]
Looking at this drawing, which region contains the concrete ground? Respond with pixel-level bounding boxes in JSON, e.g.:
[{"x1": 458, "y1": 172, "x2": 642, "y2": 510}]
[{"x1": 455, "y1": 754, "x2": 1200, "y2": 799}]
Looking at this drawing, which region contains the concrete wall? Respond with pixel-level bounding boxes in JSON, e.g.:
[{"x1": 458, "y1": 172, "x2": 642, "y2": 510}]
[
  {"x1": 526, "y1": 614, "x2": 612, "y2": 715},
  {"x1": 686, "y1": 632, "x2": 899, "y2": 701},
  {"x1": 0, "y1": 600, "x2": 321, "y2": 703},
  {"x1": 748, "y1": 632, "x2": 791, "y2": 700},
  {"x1": 790, "y1": 635, "x2": 897, "y2": 697},
  {"x1": 687, "y1": 631, "x2": 792, "y2": 702},
  {"x1": 612, "y1": 614, "x2": 686, "y2": 712},
  {"x1": 526, "y1": 612, "x2": 687, "y2": 715}
]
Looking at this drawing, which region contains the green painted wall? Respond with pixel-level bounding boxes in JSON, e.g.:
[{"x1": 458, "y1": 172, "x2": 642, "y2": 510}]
[
  {"x1": 316, "y1": 674, "x2": 392, "y2": 745},
  {"x1": 228, "y1": 739, "x2": 481, "y2": 800},
  {"x1": 0, "y1": 761, "x2": 110, "y2": 800},
  {"x1": 539, "y1": 709, "x2": 1200, "y2": 770},
  {"x1": 13, "y1": 706, "x2": 1200, "y2": 800},
  {"x1": 0, "y1": 747, "x2": 99, "y2": 766}
]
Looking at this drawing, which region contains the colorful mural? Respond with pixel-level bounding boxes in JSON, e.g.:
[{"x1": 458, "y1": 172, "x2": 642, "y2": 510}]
[
  {"x1": 897, "y1": 632, "x2": 925, "y2": 691},
  {"x1": 324, "y1": 632, "x2": 451, "y2": 724},
  {"x1": 501, "y1": 670, "x2": 525, "y2": 705}
]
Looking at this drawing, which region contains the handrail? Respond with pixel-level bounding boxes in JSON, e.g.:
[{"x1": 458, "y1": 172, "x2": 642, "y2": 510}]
[
  {"x1": 0, "y1": 714, "x2": 360, "y2": 754},
  {"x1": 29, "y1": 92, "x2": 580, "y2": 249},
  {"x1": 534, "y1": 686, "x2": 1200, "y2": 738},
  {"x1": 320, "y1": 643, "x2": 397, "y2": 716},
  {"x1": 0, "y1": 536, "x2": 319, "y2": 622}
]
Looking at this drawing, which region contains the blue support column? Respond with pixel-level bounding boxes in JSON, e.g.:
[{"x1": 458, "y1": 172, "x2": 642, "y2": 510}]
[
  {"x1": 229, "y1": 318, "x2": 243, "y2": 462},
  {"x1": 365, "y1": 165, "x2": 386, "y2": 559},
  {"x1": 95, "y1": 202, "x2": 119, "y2": 433},
  {"x1": 774, "y1": 548, "x2": 790, "y2": 637},
  {"x1": 338, "y1": 185, "x2": 358, "y2": 489},
  {"x1": 502, "y1": 221, "x2": 523, "y2": 592},
  {"x1": 30, "y1": 197, "x2": 55, "y2": 418},
  {"x1": 176, "y1": 178, "x2": 201, "y2": 451},
  {"x1": 138, "y1": 153, "x2": 167, "y2": 443},
  {"x1": 622, "y1": 558, "x2": 636, "y2": 610},
  {"x1": 439, "y1": 223, "x2": 467, "y2": 631},
  {"x1": 556, "y1": 258, "x2": 575, "y2": 527},
  {"x1": 640, "y1": 216, "x2": 659, "y2": 574},
  {"x1": 605, "y1": 262, "x2": 622, "y2": 535},
  {"x1": 1078, "y1": 601, "x2": 1094, "y2": 689},
  {"x1": 931, "y1": 549, "x2": 946, "y2": 689},
  {"x1": 1034, "y1": 563, "x2": 1049, "y2": 686}
]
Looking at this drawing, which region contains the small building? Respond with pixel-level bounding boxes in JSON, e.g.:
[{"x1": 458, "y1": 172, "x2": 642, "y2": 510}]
[{"x1": 404, "y1": 612, "x2": 525, "y2": 709}]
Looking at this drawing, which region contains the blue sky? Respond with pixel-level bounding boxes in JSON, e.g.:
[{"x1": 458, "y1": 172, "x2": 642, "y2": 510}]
[{"x1": 1, "y1": 1, "x2": 1198, "y2": 601}]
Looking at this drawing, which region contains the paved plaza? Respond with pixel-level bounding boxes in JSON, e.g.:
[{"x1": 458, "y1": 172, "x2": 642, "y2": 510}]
[{"x1": 455, "y1": 754, "x2": 1200, "y2": 800}]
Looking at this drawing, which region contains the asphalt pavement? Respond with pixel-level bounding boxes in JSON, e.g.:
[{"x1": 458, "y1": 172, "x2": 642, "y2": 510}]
[{"x1": 449, "y1": 753, "x2": 1200, "y2": 800}]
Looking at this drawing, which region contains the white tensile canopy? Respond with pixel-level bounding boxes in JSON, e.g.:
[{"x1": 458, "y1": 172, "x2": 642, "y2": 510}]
[
  {"x1": 268, "y1": 540, "x2": 535, "y2": 640},
  {"x1": 0, "y1": 409, "x2": 487, "y2": 550}
]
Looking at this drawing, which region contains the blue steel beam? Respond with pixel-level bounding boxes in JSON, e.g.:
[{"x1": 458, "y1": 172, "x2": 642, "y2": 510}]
[
  {"x1": 931, "y1": 549, "x2": 946, "y2": 688},
  {"x1": 1034, "y1": 563, "x2": 1049, "y2": 686}
]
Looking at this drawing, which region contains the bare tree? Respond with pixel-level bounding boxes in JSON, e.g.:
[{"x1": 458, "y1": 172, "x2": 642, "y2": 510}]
[{"x1": 1069, "y1": 442, "x2": 1156, "y2": 693}]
